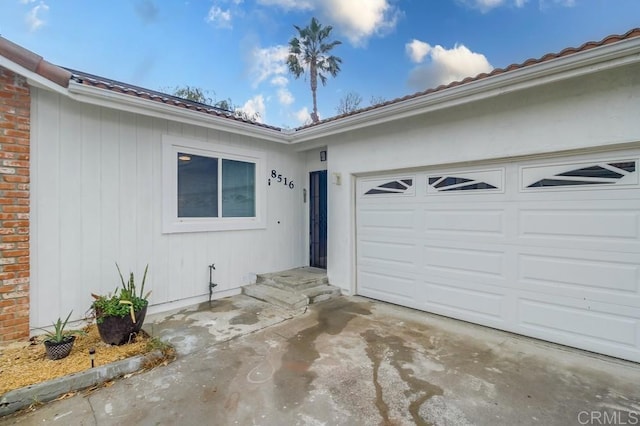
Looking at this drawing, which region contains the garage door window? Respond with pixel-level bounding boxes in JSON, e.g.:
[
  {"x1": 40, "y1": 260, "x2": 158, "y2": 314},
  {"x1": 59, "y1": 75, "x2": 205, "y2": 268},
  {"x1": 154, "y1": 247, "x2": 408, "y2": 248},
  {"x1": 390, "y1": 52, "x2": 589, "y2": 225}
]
[
  {"x1": 363, "y1": 178, "x2": 414, "y2": 196},
  {"x1": 427, "y1": 169, "x2": 503, "y2": 194},
  {"x1": 523, "y1": 160, "x2": 638, "y2": 189}
]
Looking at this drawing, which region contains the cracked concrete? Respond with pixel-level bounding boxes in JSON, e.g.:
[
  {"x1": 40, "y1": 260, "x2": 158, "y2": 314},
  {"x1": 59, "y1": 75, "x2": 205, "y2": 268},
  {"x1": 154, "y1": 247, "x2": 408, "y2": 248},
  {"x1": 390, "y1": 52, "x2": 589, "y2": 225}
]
[{"x1": 1, "y1": 295, "x2": 639, "y2": 425}]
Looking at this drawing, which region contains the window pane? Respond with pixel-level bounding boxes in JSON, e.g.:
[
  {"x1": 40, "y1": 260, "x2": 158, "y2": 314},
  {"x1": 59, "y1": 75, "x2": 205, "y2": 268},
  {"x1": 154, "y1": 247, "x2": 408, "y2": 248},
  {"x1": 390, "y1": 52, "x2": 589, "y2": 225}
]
[
  {"x1": 177, "y1": 153, "x2": 218, "y2": 217},
  {"x1": 222, "y1": 159, "x2": 255, "y2": 217}
]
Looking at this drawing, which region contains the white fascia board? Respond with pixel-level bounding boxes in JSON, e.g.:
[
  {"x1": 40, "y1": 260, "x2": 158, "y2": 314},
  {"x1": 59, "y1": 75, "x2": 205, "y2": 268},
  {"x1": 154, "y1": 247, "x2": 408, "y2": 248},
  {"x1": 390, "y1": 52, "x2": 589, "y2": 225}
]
[
  {"x1": 66, "y1": 81, "x2": 288, "y2": 144},
  {"x1": 290, "y1": 37, "x2": 640, "y2": 145},
  {"x1": 0, "y1": 56, "x2": 69, "y2": 95}
]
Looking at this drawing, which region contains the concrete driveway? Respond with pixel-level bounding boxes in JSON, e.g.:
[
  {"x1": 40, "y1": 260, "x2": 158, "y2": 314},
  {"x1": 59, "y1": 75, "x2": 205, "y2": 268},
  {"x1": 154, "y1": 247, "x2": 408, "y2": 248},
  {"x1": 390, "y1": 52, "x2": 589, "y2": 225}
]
[{"x1": 2, "y1": 295, "x2": 639, "y2": 425}]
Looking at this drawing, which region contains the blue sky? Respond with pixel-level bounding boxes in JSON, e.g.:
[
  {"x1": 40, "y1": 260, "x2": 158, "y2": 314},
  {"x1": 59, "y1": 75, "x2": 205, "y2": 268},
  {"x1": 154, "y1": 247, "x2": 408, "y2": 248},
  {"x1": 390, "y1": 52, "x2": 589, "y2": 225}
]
[{"x1": 2, "y1": 0, "x2": 639, "y2": 128}]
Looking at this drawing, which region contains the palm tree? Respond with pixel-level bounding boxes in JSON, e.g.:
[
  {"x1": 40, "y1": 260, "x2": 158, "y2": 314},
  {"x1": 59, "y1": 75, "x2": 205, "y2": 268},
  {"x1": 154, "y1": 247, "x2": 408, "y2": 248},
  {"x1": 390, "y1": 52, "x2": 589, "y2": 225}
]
[{"x1": 287, "y1": 17, "x2": 342, "y2": 123}]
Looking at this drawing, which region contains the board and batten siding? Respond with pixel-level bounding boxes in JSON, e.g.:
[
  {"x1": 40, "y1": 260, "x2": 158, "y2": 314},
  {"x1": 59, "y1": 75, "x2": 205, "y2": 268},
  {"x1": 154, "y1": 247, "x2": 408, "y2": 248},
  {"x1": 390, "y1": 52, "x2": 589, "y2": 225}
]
[{"x1": 30, "y1": 88, "x2": 305, "y2": 329}]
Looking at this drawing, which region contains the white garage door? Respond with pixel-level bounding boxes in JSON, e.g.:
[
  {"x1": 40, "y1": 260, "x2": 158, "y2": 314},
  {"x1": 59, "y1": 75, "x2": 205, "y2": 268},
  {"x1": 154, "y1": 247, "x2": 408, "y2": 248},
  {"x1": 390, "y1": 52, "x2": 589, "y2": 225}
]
[{"x1": 356, "y1": 149, "x2": 640, "y2": 362}]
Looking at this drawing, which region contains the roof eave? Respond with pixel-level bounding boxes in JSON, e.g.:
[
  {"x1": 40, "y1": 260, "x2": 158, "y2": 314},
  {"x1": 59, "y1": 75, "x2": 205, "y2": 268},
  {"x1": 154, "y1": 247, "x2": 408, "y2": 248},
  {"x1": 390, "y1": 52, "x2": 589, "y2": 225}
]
[
  {"x1": 0, "y1": 55, "x2": 69, "y2": 96},
  {"x1": 290, "y1": 35, "x2": 640, "y2": 146},
  {"x1": 66, "y1": 81, "x2": 288, "y2": 144}
]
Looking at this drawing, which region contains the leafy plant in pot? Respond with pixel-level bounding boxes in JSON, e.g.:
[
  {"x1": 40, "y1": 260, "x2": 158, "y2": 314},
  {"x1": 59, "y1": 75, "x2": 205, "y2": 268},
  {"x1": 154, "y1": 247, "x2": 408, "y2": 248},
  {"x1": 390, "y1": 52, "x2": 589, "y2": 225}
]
[
  {"x1": 91, "y1": 263, "x2": 151, "y2": 345},
  {"x1": 35, "y1": 310, "x2": 86, "y2": 360}
]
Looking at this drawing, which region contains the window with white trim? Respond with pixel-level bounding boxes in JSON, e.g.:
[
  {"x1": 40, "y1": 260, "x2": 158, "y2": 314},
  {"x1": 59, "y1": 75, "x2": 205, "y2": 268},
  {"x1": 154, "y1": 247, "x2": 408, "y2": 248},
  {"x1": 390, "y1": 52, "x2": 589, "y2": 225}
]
[{"x1": 162, "y1": 135, "x2": 266, "y2": 233}]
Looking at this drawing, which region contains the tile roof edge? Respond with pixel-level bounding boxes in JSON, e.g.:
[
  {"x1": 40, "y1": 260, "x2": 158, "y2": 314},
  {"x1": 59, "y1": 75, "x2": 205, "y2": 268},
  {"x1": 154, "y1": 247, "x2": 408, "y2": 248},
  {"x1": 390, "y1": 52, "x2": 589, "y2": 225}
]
[
  {"x1": 67, "y1": 69, "x2": 283, "y2": 132},
  {"x1": 0, "y1": 36, "x2": 71, "y2": 88},
  {"x1": 0, "y1": 38, "x2": 279, "y2": 132},
  {"x1": 295, "y1": 27, "x2": 640, "y2": 131}
]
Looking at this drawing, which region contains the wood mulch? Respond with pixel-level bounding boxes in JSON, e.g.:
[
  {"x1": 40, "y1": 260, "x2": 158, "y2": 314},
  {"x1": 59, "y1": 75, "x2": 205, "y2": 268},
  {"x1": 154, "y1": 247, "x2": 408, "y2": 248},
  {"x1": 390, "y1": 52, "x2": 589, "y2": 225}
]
[{"x1": 0, "y1": 324, "x2": 173, "y2": 396}]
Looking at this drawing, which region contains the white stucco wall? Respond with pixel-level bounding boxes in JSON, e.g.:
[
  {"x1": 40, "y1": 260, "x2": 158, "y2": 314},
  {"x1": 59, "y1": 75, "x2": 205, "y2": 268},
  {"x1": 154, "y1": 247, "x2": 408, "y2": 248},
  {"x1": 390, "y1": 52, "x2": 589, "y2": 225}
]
[
  {"x1": 322, "y1": 63, "x2": 640, "y2": 293},
  {"x1": 30, "y1": 90, "x2": 306, "y2": 328}
]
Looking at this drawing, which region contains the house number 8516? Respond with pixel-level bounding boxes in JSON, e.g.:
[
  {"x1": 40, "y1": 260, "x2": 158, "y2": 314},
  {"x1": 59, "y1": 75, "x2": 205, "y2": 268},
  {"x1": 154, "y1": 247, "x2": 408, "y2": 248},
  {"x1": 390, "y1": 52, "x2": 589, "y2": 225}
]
[{"x1": 269, "y1": 170, "x2": 294, "y2": 189}]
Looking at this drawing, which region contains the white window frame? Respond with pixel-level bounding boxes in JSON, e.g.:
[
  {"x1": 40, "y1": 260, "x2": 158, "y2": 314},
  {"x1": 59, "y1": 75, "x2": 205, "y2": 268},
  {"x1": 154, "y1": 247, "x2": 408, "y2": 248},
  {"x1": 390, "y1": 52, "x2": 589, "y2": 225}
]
[{"x1": 162, "y1": 135, "x2": 266, "y2": 233}]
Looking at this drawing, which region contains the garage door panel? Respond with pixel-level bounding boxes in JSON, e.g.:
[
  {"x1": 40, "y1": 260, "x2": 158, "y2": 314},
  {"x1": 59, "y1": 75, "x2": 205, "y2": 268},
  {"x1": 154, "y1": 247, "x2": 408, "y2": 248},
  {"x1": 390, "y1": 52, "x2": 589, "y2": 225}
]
[
  {"x1": 358, "y1": 239, "x2": 417, "y2": 268},
  {"x1": 358, "y1": 208, "x2": 417, "y2": 235},
  {"x1": 515, "y1": 247, "x2": 640, "y2": 304},
  {"x1": 423, "y1": 267, "x2": 510, "y2": 290},
  {"x1": 517, "y1": 298, "x2": 638, "y2": 347},
  {"x1": 421, "y1": 281, "x2": 506, "y2": 320},
  {"x1": 359, "y1": 270, "x2": 417, "y2": 305},
  {"x1": 420, "y1": 270, "x2": 511, "y2": 299},
  {"x1": 424, "y1": 245, "x2": 505, "y2": 278},
  {"x1": 519, "y1": 253, "x2": 639, "y2": 296},
  {"x1": 424, "y1": 209, "x2": 505, "y2": 236},
  {"x1": 520, "y1": 209, "x2": 639, "y2": 241},
  {"x1": 420, "y1": 275, "x2": 516, "y2": 329},
  {"x1": 514, "y1": 236, "x2": 640, "y2": 254},
  {"x1": 518, "y1": 284, "x2": 640, "y2": 311}
]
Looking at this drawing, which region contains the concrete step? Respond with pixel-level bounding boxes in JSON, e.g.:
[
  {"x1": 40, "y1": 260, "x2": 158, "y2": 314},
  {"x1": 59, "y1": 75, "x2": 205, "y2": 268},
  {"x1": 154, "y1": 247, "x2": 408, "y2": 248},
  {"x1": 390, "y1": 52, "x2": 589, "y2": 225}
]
[
  {"x1": 244, "y1": 267, "x2": 341, "y2": 310},
  {"x1": 301, "y1": 284, "x2": 342, "y2": 304},
  {"x1": 241, "y1": 283, "x2": 308, "y2": 311},
  {"x1": 257, "y1": 267, "x2": 328, "y2": 291}
]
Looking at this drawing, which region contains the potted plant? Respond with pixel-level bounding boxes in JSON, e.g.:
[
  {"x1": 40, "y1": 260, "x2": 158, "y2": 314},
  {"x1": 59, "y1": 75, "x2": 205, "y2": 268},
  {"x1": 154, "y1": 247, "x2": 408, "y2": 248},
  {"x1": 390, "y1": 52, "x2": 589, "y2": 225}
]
[
  {"x1": 35, "y1": 310, "x2": 86, "y2": 360},
  {"x1": 91, "y1": 263, "x2": 151, "y2": 345}
]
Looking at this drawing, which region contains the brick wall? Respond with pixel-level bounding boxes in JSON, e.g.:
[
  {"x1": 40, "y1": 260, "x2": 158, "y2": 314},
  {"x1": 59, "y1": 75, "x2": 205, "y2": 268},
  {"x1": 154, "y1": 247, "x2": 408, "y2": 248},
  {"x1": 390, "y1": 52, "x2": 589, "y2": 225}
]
[{"x1": 0, "y1": 66, "x2": 30, "y2": 342}]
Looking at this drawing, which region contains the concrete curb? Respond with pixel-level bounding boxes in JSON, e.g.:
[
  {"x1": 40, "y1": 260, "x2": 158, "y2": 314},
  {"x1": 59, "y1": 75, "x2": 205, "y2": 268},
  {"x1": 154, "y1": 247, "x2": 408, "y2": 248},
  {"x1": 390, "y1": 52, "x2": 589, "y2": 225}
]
[{"x1": 0, "y1": 349, "x2": 163, "y2": 417}]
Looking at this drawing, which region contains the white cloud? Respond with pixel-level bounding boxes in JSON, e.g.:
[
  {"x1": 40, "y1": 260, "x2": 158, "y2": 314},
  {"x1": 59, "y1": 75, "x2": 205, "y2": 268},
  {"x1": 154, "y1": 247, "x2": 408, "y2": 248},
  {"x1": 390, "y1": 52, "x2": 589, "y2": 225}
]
[
  {"x1": 271, "y1": 76, "x2": 295, "y2": 105},
  {"x1": 539, "y1": 0, "x2": 575, "y2": 9},
  {"x1": 323, "y1": 0, "x2": 401, "y2": 46},
  {"x1": 270, "y1": 76, "x2": 288, "y2": 87},
  {"x1": 458, "y1": 0, "x2": 527, "y2": 12},
  {"x1": 25, "y1": 2, "x2": 49, "y2": 32},
  {"x1": 205, "y1": 0, "x2": 249, "y2": 28},
  {"x1": 460, "y1": 0, "x2": 574, "y2": 11},
  {"x1": 247, "y1": 45, "x2": 297, "y2": 108},
  {"x1": 256, "y1": 0, "x2": 314, "y2": 10},
  {"x1": 406, "y1": 39, "x2": 431, "y2": 64},
  {"x1": 294, "y1": 107, "x2": 311, "y2": 125},
  {"x1": 249, "y1": 45, "x2": 289, "y2": 88},
  {"x1": 257, "y1": 0, "x2": 400, "y2": 46},
  {"x1": 240, "y1": 95, "x2": 266, "y2": 122},
  {"x1": 407, "y1": 42, "x2": 493, "y2": 91},
  {"x1": 277, "y1": 88, "x2": 294, "y2": 106},
  {"x1": 206, "y1": 6, "x2": 232, "y2": 28}
]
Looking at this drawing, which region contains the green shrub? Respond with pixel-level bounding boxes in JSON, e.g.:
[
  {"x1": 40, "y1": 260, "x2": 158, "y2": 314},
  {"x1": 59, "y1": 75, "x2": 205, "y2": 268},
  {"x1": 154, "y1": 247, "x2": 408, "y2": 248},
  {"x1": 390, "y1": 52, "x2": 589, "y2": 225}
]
[
  {"x1": 33, "y1": 310, "x2": 86, "y2": 342},
  {"x1": 91, "y1": 263, "x2": 151, "y2": 323}
]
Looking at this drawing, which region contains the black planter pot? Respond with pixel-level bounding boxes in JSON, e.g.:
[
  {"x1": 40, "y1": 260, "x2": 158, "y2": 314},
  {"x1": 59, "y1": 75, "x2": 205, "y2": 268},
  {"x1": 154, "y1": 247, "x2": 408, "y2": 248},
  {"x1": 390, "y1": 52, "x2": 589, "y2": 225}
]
[
  {"x1": 44, "y1": 336, "x2": 76, "y2": 360},
  {"x1": 96, "y1": 306, "x2": 148, "y2": 345}
]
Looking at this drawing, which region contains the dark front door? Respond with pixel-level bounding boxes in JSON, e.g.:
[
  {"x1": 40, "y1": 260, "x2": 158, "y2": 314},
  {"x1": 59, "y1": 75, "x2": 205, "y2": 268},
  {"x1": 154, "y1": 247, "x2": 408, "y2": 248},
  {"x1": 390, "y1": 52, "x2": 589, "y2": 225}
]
[{"x1": 309, "y1": 170, "x2": 327, "y2": 269}]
